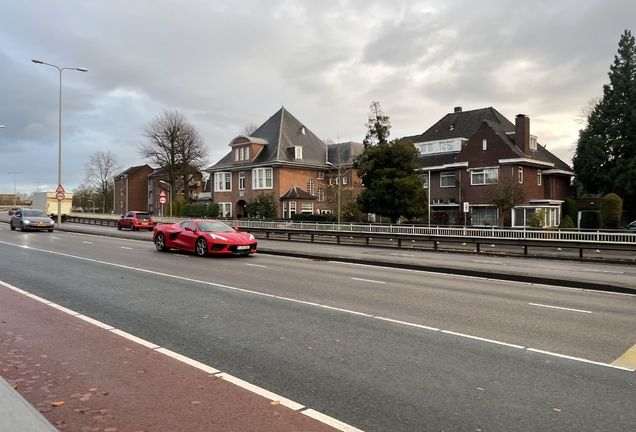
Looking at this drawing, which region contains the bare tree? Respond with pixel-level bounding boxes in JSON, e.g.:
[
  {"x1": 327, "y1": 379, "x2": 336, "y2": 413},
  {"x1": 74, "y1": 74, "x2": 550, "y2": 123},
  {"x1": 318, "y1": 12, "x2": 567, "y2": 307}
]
[
  {"x1": 239, "y1": 122, "x2": 260, "y2": 136},
  {"x1": 72, "y1": 183, "x2": 96, "y2": 211},
  {"x1": 486, "y1": 169, "x2": 526, "y2": 227},
  {"x1": 84, "y1": 150, "x2": 121, "y2": 213},
  {"x1": 574, "y1": 97, "x2": 602, "y2": 126},
  {"x1": 139, "y1": 110, "x2": 208, "y2": 202}
]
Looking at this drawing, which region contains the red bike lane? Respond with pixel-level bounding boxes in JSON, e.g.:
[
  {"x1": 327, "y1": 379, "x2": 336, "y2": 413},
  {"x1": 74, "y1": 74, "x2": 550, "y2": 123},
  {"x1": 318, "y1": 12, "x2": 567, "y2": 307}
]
[{"x1": 0, "y1": 282, "x2": 358, "y2": 432}]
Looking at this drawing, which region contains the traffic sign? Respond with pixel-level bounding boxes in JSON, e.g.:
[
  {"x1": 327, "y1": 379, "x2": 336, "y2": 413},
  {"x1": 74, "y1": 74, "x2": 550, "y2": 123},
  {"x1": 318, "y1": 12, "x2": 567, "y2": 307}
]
[
  {"x1": 56, "y1": 184, "x2": 65, "y2": 194},
  {"x1": 463, "y1": 202, "x2": 470, "y2": 213},
  {"x1": 159, "y1": 196, "x2": 167, "y2": 205},
  {"x1": 159, "y1": 190, "x2": 166, "y2": 198},
  {"x1": 56, "y1": 192, "x2": 65, "y2": 201}
]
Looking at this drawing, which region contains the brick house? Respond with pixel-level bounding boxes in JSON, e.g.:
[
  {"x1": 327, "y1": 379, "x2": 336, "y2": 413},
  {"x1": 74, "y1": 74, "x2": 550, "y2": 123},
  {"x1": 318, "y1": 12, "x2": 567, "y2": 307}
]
[
  {"x1": 147, "y1": 167, "x2": 204, "y2": 216},
  {"x1": 410, "y1": 107, "x2": 574, "y2": 227},
  {"x1": 205, "y1": 107, "x2": 363, "y2": 219},
  {"x1": 113, "y1": 165, "x2": 155, "y2": 214}
]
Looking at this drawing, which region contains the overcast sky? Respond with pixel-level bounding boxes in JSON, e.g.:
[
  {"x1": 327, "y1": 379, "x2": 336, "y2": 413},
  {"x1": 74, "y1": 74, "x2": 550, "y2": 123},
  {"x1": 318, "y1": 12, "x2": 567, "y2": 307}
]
[{"x1": 1, "y1": 0, "x2": 634, "y2": 195}]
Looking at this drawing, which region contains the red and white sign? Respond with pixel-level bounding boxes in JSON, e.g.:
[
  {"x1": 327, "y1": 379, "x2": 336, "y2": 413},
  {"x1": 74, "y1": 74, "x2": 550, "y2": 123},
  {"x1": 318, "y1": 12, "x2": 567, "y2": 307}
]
[
  {"x1": 56, "y1": 192, "x2": 65, "y2": 201},
  {"x1": 56, "y1": 184, "x2": 65, "y2": 193},
  {"x1": 159, "y1": 196, "x2": 167, "y2": 204}
]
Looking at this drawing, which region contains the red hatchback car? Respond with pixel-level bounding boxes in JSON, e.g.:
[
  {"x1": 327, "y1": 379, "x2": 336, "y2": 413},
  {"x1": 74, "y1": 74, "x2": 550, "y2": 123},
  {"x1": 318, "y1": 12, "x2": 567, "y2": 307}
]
[
  {"x1": 118, "y1": 211, "x2": 155, "y2": 231},
  {"x1": 153, "y1": 219, "x2": 257, "y2": 256}
]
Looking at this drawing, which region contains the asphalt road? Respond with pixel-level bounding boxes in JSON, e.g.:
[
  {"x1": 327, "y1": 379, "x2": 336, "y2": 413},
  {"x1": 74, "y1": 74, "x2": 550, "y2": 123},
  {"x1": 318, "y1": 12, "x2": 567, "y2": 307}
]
[{"x1": 1, "y1": 227, "x2": 636, "y2": 431}]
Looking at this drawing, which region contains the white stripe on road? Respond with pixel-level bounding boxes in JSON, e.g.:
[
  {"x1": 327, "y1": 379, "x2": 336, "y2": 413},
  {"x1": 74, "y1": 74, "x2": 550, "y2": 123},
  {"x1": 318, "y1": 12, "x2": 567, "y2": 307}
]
[
  {"x1": 441, "y1": 330, "x2": 525, "y2": 349},
  {"x1": 529, "y1": 303, "x2": 592, "y2": 313},
  {"x1": 581, "y1": 269, "x2": 625, "y2": 275},
  {"x1": 351, "y1": 277, "x2": 385, "y2": 284},
  {"x1": 82, "y1": 241, "x2": 93, "y2": 244},
  {"x1": 302, "y1": 409, "x2": 365, "y2": 432},
  {"x1": 217, "y1": 373, "x2": 304, "y2": 410},
  {"x1": 156, "y1": 347, "x2": 220, "y2": 374},
  {"x1": 245, "y1": 263, "x2": 267, "y2": 268},
  {"x1": 527, "y1": 348, "x2": 634, "y2": 371},
  {"x1": 120, "y1": 246, "x2": 133, "y2": 250}
]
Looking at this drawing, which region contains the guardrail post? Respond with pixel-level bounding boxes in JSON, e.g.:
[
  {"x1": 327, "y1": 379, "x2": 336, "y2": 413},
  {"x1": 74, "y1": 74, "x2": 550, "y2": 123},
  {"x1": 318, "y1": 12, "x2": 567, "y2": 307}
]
[
  {"x1": 288, "y1": 233, "x2": 292, "y2": 241},
  {"x1": 524, "y1": 245, "x2": 528, "y2": 256},
  {"x1": 311, "y1": 234, "x2": 314, "y2": 242},
  {"x1": 366, "y1": 237, "x2": 370, "y2": 246},
  {"x1": 433, "y1": 240, "x2": 438, "y2": 251},
  {"x1": 337, "y1": 235, "x2": 341, "y2": 244},
  {"x1": 476, "y1": 243, "x2": 481, "y2": 253},
  {"x1": 579, "y1": 248, "x2": 583, "y2": 259},
  {"x1": 266, "y1": 232, "x2": 270, "y2": 239},
  {"x1": 398, "y1": 239, "x2": 402, "y2": 248}
]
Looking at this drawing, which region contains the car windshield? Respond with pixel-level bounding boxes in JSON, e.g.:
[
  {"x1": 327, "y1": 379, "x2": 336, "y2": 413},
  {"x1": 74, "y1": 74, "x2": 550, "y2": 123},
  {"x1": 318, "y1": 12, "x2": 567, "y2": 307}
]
[
  {"x1": 196, "y1": 221, "x2": 235, "y2": 233},
  {"x1": 23, "y1": 210, "x2": 47, "y2": 217},
  {"x1": 136, "y1": 213, "x2": 151, "y2": 220}
]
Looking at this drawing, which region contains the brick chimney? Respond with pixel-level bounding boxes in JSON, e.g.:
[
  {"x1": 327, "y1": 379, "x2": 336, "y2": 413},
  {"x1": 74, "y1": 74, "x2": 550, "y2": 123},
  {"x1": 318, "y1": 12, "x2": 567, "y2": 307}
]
[
  {"x1": 454, "y1": 106, "x2": 462, "y2": 113},
  {"x1": 515, "y1": 114, "x2": 530, "y2": 155}
]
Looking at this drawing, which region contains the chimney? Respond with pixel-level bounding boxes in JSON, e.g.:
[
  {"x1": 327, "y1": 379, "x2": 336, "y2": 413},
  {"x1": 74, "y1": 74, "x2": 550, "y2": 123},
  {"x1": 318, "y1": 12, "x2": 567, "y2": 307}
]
[
  {"x1": 454, "y1": 106, "x2": 462, "y2": 113},
  {"x1": 515, "y1": 114, "x2": 530, "y2": 155}
]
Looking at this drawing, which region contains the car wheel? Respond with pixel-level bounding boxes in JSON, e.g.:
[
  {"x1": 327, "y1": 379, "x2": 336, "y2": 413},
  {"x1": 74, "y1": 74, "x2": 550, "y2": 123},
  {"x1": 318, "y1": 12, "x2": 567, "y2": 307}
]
[
  {"x1": 131, "y1": 225, "x2": 137, "y2": 231},
  {"x1": 117, "y1": 223, "x2": 122, "y2": 231},
  {"x1": 148, "y1": 228, "x2": 154, "y2": 231},
  {"x1": 155, "y1": 233, "x2": 169, "y2": 252},
  {"x1": 20, "y1": 222, "x2": 26, "y2": 231},
  {"x1": 48, "y1": 229, "x2": 53, "y2": 232},
  {"x1": 10, "y1": 224, "x2": 15, "y2": 231},
  {"x1": 196, "y1": 238, "x2": 208, "y2": 257}
]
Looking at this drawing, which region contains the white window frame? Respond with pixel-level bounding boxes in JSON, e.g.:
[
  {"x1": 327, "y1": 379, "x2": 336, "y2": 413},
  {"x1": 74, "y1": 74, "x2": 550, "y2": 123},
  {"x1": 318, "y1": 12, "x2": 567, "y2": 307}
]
[
  {"x1": 440, "y1": 171, "x2": 455, "y2": 188},
  {"x1": 537, "y1": 169, "x2": 542, "y2": 186},
  {"x1": 214, "y1": 172, "x2": 232, "y2": 191},
  {"x1": 289, "y1": 201, "x2": 297, "y2": 216},
  {"x1": 317, "y1": 188, "x2": 324, "y2": 202},
  {"x1": 471, "y1": 168, "x2": 499, "y2": 185},
  {"x1": 301, "y1": 202, "x2": 313, "y2": 213},
  {"x1": 283, "y1": 201, "x2": 288, "y2": 218},
  {"x1": 421, "y1": 174, "x2": 428, "y2": 189},
  {"x1": 239, "y1": 172, "x2": 245, "y2": 190},
  {"x1": 518, "y1": 167, "x2": 523, "y2": 184},
  {"x1": 482, "y1": 139, "x2": 487, "y2": 151},
  {"x1": 252, "y1": 168, "x2": 273, "y2": 190},
  {"x1": 342, "y1": 176, "x2": 348, "y2": 185},
  {"x1": 307, "y1": 179, "x2": 315, "y2": 195},
  {"x1": 218, "y1": 202, "x2": 232, "y2": 218},
  {"x1": 235, "y1": 148, "x2": 239, "y2": 161},
  {"x1": 240, "y1": 147, "x2": 244, "y2": 161},
  {"x1": 295, "y1": 147, "x2": 303, "y2": 159},
  {"x1": 317, "y1": 171, "x2": 324, "y2": 180}
]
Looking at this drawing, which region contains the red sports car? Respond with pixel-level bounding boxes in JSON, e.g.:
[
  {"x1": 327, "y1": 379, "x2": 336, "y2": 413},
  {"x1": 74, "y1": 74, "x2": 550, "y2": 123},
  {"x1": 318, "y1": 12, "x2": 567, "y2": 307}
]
[{"x1": 153, "y1": 220, "x2": 257, "y2": 256}]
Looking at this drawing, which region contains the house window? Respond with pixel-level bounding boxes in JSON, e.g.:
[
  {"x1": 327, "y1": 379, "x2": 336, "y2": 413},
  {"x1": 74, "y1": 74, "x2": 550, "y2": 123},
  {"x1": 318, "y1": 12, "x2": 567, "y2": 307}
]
[
  {"x1": 289, "y1": 202, "x2": 296, "y2": 216},
  {"x1": 439, "y1": 141, "x2": 456, "y2": 151},
  {"x1": 482, "y1": 139, "x2": 487, "y2": 151},
  {"x1": 301, "y1": 202, "x2": 313, "y2": 213},
  {"x1": 235, "y1": 149, "x2": 240, "y2": 161},
  {"x1": 239, "y1": 172, "x2": 245, "y2": 190},
  {"x1": 518, "y1": 167, "x2": 524, "y2": 184},
  {"x1": 440, "y1": 171, "x2": 455, "y2": 188},
  {"x1": 530, "y1": 136, "x2": 537, "y2": 150},
  {"x1": 252, "y1": 168, "x2": 273, "y2": 189},
  {"x1": 307, "y1": 179, "x2": 315, "y2": 195},
  {"x1": 421, "y1": 174, "x2": 428, "y2": 189},
  {"x1": 317, "y1": 171, "x2": 324, "y2": 179},
  {"x1": 245, "y1": 147, "x2": 250, "y2": 160},
  {"x1": 537, "y1": 169, "x2": 542, "y2": 186},
  {"x1": 342, "y1": 176, "x2": 348, "y2": 185},
  {"x1": 214, "y1": 172, "x2": 232, "y2": 191},
  {"x1": 120, "y1": 188, "x2": 124, "y2": 196},
  {"x1": 240, "y1": 147, "x2": 244, "y2": 161},
  {"x1": 283, "y1": 201, "x2": 288, "y2": 218},
  {"x1": 295, "y1": 147, "x2": 303, "y2": 159},
  {"x1": 317, "y1": 189, "x2": 324, "y2": 202},
  {"x1": 473, "y1": 207, "x2": 498, "y2": 226},
  {"x1": 471, "y1": 168, "x2": 499, "y2": 185},
  {"x1": 218, "y1": 202, "x2": 232, "y2": 218},
  {"x1": 180, "y1": 189, "x2": 185, "y2": 194},
  {"x1": 120, "y1": 201, "x2": 123, "y2": 209}
]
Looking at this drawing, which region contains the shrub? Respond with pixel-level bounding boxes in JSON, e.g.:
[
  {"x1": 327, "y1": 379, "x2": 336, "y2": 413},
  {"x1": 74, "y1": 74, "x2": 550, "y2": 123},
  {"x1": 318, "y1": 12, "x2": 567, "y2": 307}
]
[
  {"x1": 562, "y1": 198, "x2": 578, "y2": 222},
  {"x1": 600, "y1": 193, "x2": 622, "y2": 229},
  {"x1": 580, "y1": 211, "x2": 600, "y2": 229},
  {"x1": 291, "y1": 213, "x2": 336, "y2": 222},
  {"x1": 529, "y1": 209, "x2": 547, "y2": 227},
  {"x1": 558, "y1": 214, "x2": 575, "y2": 229},
  {"x1": 182, "y1": 204, "x2": 208, "y2": 218}
]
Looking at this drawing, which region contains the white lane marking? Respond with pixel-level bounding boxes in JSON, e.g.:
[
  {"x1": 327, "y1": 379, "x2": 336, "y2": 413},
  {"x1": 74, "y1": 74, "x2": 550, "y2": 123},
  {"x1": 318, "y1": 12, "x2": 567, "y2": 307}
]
[
  {"x1": 471, "y1": 260, "x2": 503, "y2": 264},
  {"x1": 82, "y1": 241, "x2": 93, "y2": 244},
  {"x1": 529, "y1": 303, "x2": 592, "y2": 313},
  {"x1": 389, "y1": 253, "x2": 415, "y2": 257},
  {"x1": 1, "y1": 246, "x2": 633, "y2": 374},
  {"x1": 76, "y1": 314, "x2": 114, "y2": 330},
  {"x1": 245, "y1": 263, "x2": 267, "y2": 268},
  {"x1": 172, "y1": 254, "x2": 189, "y2": 258},
  {"x1": 441, "y1": 330, "x2": 525, "y2": 349},
  {"x1": 302, "y1": 409, "x2": 365, "y2": 432},
  {"x1": 527, "y1": 348, "x2": 634, "y2": 371},
  {"x1": 110, "y1": 329, "x2": 160, "y2": 349},
  {"x1": 121, "y1": 246, "x2": 133, "y2": 250},
  {"x1": 217, "y1": 373, "x2": 305, "y2": 410},
  {"x1": 351, "y1": 277, "x2": 385, "y2": 284},
  {"x1": 52, "y1": 236, "x2": 61, "y2": 239},
  {"x1": 155, "y1": 348, "x2": 220, "y2": 374},
  {"x1": 581, "y1": 269, "x2": 625, "y2": 275},
  {"x1": 48, "y1": 303, "x2": 80, "y2": 315},
  {"x1": 375, "y1": 316, "x2": 439, "y2": 332}
]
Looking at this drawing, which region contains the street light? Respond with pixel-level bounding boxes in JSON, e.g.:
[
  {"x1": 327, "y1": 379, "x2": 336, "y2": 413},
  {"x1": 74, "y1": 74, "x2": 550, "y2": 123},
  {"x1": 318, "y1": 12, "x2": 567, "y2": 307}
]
[
  {"x1": 32, "y1": 59, "x2": 87, "y2": 228},
  {"x1": 87, "y1": 199, "x2": 95, "y2": 213},
  {"x1": 9, "y1": 171, "x2": 21, "y2": 206},
  {"x1": 158, "y1": 180, "x2": 172, "y2": 219}
]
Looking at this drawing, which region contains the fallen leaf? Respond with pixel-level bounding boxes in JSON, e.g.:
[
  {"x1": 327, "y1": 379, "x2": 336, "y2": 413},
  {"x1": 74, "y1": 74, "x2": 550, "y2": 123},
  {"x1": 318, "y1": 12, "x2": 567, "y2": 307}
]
[
  {"x1": 271, "y1": 400, "x2": 280, "y2": 405},
  {"x1": 476, "y1": 387, "x2": 484, "y2": 391},
  {"x1": 553, "y1": 408, "x2": 562, "y2": 412},
  {"x1": 2, "y1": 320, "x2": 7, "y2": 323},
  {"x1": 89, "y1": 388, "x2": 98, "y2": 391},
  {"x1": 2, "y1": 368, "x2": 8, "y2": 372},
  {"x1": 307, "y1": 346, "x2": 312, "y2": 350},
  {"x1": 191, "y1": 401, "x2": 201, "y2": 405},
  {"x1": 52, "y1": 401, "x2": 65, "y2": 406},
  {"x1": 12, "y1": 384, "x2": 18, "y2": 389},
  {"x1": 102, "y1": 392, "x2": 110, "y2": 396}
]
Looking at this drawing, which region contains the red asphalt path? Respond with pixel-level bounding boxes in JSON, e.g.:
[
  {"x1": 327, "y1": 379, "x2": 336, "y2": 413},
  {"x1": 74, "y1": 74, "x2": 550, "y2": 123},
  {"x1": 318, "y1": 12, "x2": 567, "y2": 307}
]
[{"x1": 0, "y1": 281, "x2": 356, "y2": 432}]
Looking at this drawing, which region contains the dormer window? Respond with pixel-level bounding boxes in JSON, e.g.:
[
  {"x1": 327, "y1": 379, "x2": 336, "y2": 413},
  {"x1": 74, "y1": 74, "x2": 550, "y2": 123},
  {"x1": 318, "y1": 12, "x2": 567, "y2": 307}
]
[
  {"x1": 245, "y1": 146, "x2": 250, "y2": 160},
  {"x1": 295, "y1": 146, "x2": 303, "y2": 159},
  {"x1": 530, "y1": 135, "x2": 537, "y2": 150}
]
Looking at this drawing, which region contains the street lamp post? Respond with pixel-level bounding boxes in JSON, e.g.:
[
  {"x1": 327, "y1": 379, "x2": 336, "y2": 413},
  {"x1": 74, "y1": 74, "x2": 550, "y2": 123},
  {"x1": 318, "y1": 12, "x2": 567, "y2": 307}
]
[
  {"x1": 9, "y1": 172, "x2": 21, "y2": 206},
  {"x1": 32, "y1": 59, "x2": 87, "y2": 228},
  {"x1": 87, "y1": 199, "x2": 95, "y2": 213},
  {"x1": 158, "y1": 180, "x2": 173, "y2": 219}
]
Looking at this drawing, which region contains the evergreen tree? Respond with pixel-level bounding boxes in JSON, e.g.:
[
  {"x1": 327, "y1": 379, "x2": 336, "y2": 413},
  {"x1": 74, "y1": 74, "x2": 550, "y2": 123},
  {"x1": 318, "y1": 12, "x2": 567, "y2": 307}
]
[
  {"x1": 573, "y1": 30, "x2": 636, "y2": 210},
  {"x1": 355, "y1": 102, "x2": 427, "y2": 223}
]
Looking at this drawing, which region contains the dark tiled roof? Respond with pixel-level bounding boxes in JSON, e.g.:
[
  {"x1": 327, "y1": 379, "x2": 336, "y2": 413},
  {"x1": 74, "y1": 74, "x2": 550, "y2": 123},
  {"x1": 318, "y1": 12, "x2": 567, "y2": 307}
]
[
  {"x1": 327, "y1": 142, "x2": 364, "y2": 166},
  {"x1": 416, "y1": 152, "x2": 460, "y2": 168},
  {"x1": 280, "y1": 184, "x2": 316, "y2": 200},
  {"x1": 115, "y1": 165, "x2": 153, "y2": 180},
  {"x1": 206, "y1": 107, "x2": 328, "y2": 171},
  {"x1": 413, "y1": 107, "x2": 514, "y2": 143}
]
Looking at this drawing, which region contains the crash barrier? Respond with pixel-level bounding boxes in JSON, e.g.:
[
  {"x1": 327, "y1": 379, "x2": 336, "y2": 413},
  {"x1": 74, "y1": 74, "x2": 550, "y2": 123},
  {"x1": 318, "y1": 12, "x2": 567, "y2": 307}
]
[
  {"x1": 64, "y1": 216, "x2": 636, "y2": 259},
  {"x1": 0, "y1": 377, "x2": 58, "y2": 431}
]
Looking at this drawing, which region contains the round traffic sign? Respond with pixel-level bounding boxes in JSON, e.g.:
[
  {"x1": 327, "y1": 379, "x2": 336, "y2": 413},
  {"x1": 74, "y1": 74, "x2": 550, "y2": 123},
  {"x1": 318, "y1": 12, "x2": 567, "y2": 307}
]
[
  {"x1": 159, "y1": 196, "x2": 167, "y2": 204},
  {"x1": 56, "y1": 192, "x2": 65, "y2": 201}
]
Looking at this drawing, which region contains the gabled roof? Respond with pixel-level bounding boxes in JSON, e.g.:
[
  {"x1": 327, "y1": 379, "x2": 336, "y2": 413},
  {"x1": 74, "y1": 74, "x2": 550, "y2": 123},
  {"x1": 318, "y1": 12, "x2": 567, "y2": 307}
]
[
  {"x1": 280, "y1": 184, "x2": 316, "y2": 200},
  {"x1": 206, "y1": 107, "x2": 328, "y2": 171},
  {"x1": 327, "y1": 142, "x2": 364, "y2": 166},
  {"x1": 413, "y1": 107, "x2": 514, "y2": 143},
  {"x1": 114, "y1": 165, "x2": 153, "y2": 180}
]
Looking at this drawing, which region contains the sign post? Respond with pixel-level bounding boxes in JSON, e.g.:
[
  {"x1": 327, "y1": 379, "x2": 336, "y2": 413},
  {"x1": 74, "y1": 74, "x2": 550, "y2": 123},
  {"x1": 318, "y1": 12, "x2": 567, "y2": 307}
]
[
  {"x1": 158, "y1": 190, "x2": 167, "y2": 219},
  {"x1": 463, "y1": 202, "x2": 469, "y2": 226}
]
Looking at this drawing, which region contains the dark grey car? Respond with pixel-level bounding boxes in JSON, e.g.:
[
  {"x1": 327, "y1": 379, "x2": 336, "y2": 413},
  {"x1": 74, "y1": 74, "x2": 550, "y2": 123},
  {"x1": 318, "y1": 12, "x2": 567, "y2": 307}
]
[{"x1": 10, "y1": 208, "x2": 55, "y2": 232}]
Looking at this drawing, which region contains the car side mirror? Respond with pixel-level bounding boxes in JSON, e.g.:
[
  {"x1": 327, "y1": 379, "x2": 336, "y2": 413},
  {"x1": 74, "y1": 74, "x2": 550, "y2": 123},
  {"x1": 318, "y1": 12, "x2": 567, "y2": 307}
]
[
  {"x1": 185, "y1": 226, "x2": 194, "y2": 232},
  {"x1": 233, "y1": 226, "x2": 239, "y2": 232}
]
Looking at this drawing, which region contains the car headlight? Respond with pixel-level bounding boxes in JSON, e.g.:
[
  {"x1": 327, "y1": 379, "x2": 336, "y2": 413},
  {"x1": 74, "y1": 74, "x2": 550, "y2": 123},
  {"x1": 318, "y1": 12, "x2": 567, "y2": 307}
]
[
  {"x1": 24, "y1": 219, "x2": 31, "y2": 224},
  {"x1": 208, "y1": 234, "x2": 228, "y2": 241}
]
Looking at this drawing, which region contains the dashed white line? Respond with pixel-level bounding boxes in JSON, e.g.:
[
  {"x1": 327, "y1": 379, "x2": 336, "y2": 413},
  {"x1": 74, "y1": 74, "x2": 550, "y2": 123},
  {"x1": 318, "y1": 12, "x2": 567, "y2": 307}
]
[
  {"x1": 121, "y1": 246, "x2": 133, "y2": 250},
  {"x1": 245, "y1": 263, "x2": 267, "y2": 268},
  {"x1": 441, "y1": 330, "x2": 525, "y2": 349},
  {"x1": 351, "y1": 277, "x2": 385, "y2": 284},
  {"x1": 581, "y1": 268, "x2": 625, "y2": 275},
  {"x1": 529, "y1": 303, "x2": 592, "y2": 313},
  {"x1": 527, "y1": 348, "x2": 634, "y2": 371},
  {"x1": 82, "y1": 241, "x2": 93, "y2": 244}
]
